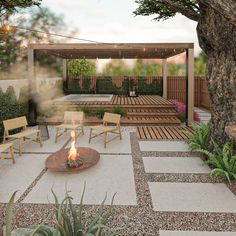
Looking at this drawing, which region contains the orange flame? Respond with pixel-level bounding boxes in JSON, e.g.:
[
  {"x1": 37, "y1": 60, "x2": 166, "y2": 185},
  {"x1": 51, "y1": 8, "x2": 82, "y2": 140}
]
[{"x1": 68, "y1": 131, "x2": 78, "y2": 161}]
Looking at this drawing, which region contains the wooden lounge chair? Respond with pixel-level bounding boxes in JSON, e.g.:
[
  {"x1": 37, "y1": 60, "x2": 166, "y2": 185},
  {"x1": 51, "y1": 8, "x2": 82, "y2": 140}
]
[
  {"x1": 0, "y1": 143, "x2": 15, "y2": 164},
  {"x1": 89, "y1": 112, "x2": 122, "y2": 148},
  {"x1": 3, "y1": 116, "x2": 42, "y2": 156},
  {"x1": 55, "y1": 111, "x2": 84, "y2": 143}
]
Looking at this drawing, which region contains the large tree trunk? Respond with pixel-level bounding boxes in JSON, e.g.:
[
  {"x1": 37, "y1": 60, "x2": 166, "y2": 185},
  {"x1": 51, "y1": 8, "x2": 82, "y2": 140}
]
[{"x1": 197, "y1": 4, "x2": 236, "y2": 147}]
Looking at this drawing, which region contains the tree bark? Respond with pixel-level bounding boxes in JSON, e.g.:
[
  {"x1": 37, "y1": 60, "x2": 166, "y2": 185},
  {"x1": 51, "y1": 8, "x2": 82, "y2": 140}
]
[{"x1": 197, "y1": 4, "x2": 236, "y2": 147}]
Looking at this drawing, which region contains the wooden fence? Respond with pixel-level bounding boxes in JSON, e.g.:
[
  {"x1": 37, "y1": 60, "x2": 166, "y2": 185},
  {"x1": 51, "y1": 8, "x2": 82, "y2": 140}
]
[{"x1": 167, "y1": 76, "x2": 211, "y2": 110}]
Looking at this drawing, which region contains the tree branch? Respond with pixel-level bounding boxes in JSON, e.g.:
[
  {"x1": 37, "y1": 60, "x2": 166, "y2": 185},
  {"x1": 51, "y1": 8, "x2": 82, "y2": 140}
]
[
  {"x1": 198, "y1": 0, "x2": 236, "y2": 27},
  {"x1": 160, "y1": 0, "x2": 200, "y2": 21}
]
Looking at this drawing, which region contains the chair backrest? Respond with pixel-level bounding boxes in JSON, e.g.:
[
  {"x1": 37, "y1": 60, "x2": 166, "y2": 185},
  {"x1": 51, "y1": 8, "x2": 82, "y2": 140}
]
[
  {"x1": 3, "y1": 116, "x2": 28, "y2": 132},
  {"x1": 64, "y1": 111, "x2": 84, "y2": 124},
  {"x1": 103, "y1": 112, "x2": 121, "y2": 125}
]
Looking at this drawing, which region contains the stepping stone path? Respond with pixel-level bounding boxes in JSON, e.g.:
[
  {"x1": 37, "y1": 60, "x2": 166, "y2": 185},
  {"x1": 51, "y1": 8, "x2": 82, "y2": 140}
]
[
  {"x1": 160, "y1": 231, "x2": 236, "y2": 236},
  {"x1": 139, "y1": 138, "x2": 236, "y2": 235},
  {"x1": 143, "y1": 156, "x2": 211, "y2": 174},
  {"x1": 139, "y1": 140, "x2": 189, "y2": 152}
]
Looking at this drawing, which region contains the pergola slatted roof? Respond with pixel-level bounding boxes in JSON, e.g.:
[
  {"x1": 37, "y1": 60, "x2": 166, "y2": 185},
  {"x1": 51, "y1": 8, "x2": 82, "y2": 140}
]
[{"x1": 29, "y1": 43, "x2": 193, "y2": 59}]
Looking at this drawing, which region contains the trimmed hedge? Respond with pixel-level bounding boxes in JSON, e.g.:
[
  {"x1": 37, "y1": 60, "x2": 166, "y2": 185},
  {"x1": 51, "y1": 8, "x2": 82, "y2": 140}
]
[
  {"x1": 67, "y1": 77, "x2": 94, "y2": 94},
  {"x1": 137, "y1": 77, "x2": 163, "y2": 95},
  {"x1": 66, "y1": 77, "x2": 162, "y2": 95},
  {"x1": 0, "y1": 86, "x2": 28, "y2": 142}
]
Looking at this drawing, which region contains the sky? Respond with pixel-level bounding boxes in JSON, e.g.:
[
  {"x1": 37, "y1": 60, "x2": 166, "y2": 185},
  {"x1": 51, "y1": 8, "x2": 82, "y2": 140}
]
[{"x1": 41, "y1": 0, "x2": 201, "y2": 55}]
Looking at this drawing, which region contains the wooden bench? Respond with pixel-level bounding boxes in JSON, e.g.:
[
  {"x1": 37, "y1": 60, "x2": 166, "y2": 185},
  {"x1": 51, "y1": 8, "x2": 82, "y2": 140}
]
[
  {"x1": 3, "y1": 116, "x2": 42, "y2": 155},
  {"x1": 0, "y1": 143, "x2": 15, "y2": 164}
]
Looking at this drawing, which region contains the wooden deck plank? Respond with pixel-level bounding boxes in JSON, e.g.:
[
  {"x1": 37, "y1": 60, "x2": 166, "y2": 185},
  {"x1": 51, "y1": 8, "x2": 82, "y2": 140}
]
[{"x1": 136, "y1": 126, "x2": 194, "y2": 140}]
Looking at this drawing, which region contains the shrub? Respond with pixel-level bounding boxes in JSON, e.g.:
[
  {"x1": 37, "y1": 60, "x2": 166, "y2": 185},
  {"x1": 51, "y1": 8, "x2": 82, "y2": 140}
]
[
  {"x1": 0, "y1": 86, "x2": 28, "y2": 142},
  {"x1": 94, "y1": 108, "x2": 108, "y2": 119},
  {"x1": 183, "y1": 122, "x2": 209, "y2": 151},
  {"x1": 4, "y1": 186, "x2": 124, "y2": 236},
  {"x1": 38, "y1": 107, "x2": 57, "y2": 119},
  {"x1": 80, "y1": 106, "x2": 93, "y2": 117},
  {"x1": 198, "y1": 141, "x2": 236, "y2": 182},
  {"x1": 137, "y1": 77, "x2": 163, "y2": 95},
  {"x1": 170, "y1": 100, "x2": 200, "y2": 122},
  {"x1": 96, "y1": 77, "x2": 118, "y2": 94},
  {"x1": 112, "y1": 106, "x2": 127, "y2": 117}
]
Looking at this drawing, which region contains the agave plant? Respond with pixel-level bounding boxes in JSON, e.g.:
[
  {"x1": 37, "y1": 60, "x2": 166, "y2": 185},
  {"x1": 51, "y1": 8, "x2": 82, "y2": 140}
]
[
  {"x1": 4, "y1": 184, "x2": 124, "y2": 236},
  {"x1": 183, "y1": 122, "x2": 209, "y2": 151},
  {"x1": 198, "y1": 141, "x2": 236, "y2": 182}
]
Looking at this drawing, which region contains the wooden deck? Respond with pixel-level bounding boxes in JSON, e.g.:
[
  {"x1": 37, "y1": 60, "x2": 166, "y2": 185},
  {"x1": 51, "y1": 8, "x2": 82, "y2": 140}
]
[
  {"x1": 43, "y1": 95, "x2": 181, "y2": 126},
  {"x1": 137, "y1": 126, "x2": 194, "y2": 140},
  {"x1": 53, "y1": 95, "x2": 173, "y2": 107}
]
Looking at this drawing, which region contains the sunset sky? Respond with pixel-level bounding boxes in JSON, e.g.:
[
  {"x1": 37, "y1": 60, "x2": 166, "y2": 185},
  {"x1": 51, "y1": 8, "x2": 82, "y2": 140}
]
[{"x1": 42, "y1": 0, "x2": 201, "y2": 55}]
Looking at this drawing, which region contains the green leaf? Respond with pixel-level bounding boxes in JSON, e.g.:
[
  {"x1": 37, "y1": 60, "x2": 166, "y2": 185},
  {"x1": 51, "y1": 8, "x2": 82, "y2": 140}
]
[{"x1": 3, "y1": 191, "x2": 17, "y2": 236}]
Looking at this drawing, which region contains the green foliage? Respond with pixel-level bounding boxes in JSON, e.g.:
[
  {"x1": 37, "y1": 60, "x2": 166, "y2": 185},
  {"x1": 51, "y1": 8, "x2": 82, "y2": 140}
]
[
  {"x1": 80, "y1": 106, "x2": 93, "y2": 117},
  {"x1": 0, "y1": 0, "x2": 41, "y2": 16},
  {"x1": 68, "y1": 59, "x2": 96, "y2": 78},
  {"x1": 198, "y1": 141, "x2": 236, "y2": 182},
  {"x1": 137, "y1": 77, "x2": 163, "y2": 95},
  {"x1": 0, "y1": 86, "x2": 28, "y2": 142},
  {"x1": 96, "y1": 77, "x2": 118, "y2": 94},
  {"x1": 94, "y1": 108, "x2": 108, "y2": 119},
  {"x1": 3, "y1": 191, "x2": 17, "y2": 236},
  {"x1": 177, "y1": 114, "x2": 187, "y2": 122},
  {"x1": 112, "y1": 107, "x2": 127, "y2": 117},
  {"x1": 133, "y1": 0, "x2": 199, "y2": 21},
  {"x1": 132, "y1": 59, "x2": 162, "y2": 76},
  {"x1": 68, "y1": 78, "x2": 93, "y2": 94},
  {"x1": 4, "y1": 186, "x2": 123, "y2": 235},
  {"x1": 194, "y1": 51, "x2": 207, "y2": 76},
  {"x1": 183, "y1": 122, "x2": 209, "y2": 151},
  {"x1": 0, "y1": 6, "x2": 73, "y2": 72},
  {"x1": 38, "y1": 107, "x2": 57, "y2": 119}
]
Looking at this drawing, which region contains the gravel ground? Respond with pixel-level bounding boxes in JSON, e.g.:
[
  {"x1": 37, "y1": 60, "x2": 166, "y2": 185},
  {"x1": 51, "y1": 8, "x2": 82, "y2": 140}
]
[{"x1": 0, "y1": 132, "x2": 236, "y2": 236}]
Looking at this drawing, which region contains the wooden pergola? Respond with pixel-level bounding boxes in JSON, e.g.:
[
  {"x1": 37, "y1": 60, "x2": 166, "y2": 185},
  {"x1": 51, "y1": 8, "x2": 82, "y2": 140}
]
[{"x1": 28, "y1": 43, "x2": 194, "y2": 124}]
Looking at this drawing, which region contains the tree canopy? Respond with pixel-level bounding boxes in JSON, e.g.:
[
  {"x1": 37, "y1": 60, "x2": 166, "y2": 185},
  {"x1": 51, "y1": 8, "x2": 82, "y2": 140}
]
[
  {"x1": 134, "y1": 0, "x2": 236, "y2": 26},
  {"x1": 0, "y1": 0, "x2": 41, "y2": 18}
]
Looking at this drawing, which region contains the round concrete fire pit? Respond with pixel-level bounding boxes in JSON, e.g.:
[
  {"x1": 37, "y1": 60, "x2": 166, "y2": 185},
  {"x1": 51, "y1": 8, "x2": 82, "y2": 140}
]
[{"x1": 45, "y1": 147, "x2": 100, "y2": 173}]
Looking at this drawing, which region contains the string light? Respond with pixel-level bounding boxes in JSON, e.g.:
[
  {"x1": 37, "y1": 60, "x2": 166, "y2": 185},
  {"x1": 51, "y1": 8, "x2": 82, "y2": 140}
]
[
  {"x1": 0, "y1": 24, "x2": 185, "y2": 58},
  {"x1": 42, "y1": 32, "x2": 48, "y2": 38},
  {"x1": 5, "y1": 25, "x2": 11, "y2": 31}
]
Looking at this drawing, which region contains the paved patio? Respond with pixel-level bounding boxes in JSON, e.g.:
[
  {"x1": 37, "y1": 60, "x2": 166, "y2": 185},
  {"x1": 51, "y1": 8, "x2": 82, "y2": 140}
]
[{"x1": 0, "y1": 125, "x2": 235, "y2": 235}]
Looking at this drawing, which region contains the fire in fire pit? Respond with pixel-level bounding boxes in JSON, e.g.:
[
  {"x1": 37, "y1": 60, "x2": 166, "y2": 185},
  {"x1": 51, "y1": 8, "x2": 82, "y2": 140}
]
[{"x1": 67, "y1": 130, "x2": 83, "y2": 168}]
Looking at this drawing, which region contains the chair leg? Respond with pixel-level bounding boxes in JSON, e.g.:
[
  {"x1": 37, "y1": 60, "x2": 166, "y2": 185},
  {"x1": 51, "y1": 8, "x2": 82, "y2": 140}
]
[
  {"x1": 81, "y1": 125, "x2": 84, "y2": 135},
  {"x1": 104, "y1": 132, "x2": 107, "y2": 148},
  {"x1": 89, "y1": 128, "x2": 92, "y2": 143},
  {"x1": 38, "y1": 131, "x2": 43, "y2": 147},
  {"x1": 118, "y1": 125, "x2": 122, "y2": 140},
  {"x1": 10, "y1": 146, "x2": 15, "y2": 164},
  {"x1": 19, "y1": 138, "x2": 23, "y2": 156},
  {"x1": 55, "y1": 128, "x2": 59, "y2": 143}
]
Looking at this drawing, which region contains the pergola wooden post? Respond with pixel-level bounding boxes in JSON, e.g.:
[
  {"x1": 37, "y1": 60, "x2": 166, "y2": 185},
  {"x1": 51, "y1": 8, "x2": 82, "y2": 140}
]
[
  {"x1": 62, "y1": 59, "x2": 67, "y2": 84},
  {"x1": 28, "y1": 48, "x2": 36, "y2": 95},
  {"x1": 186, "y1": 48, "x2": 194, "y2": 125},
  {"x1": 162, "y1": 58, "x2": 168, "y2": 99},
  {"x1": 27, "y1": 47, "x2": 37, "y2": 125}
]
